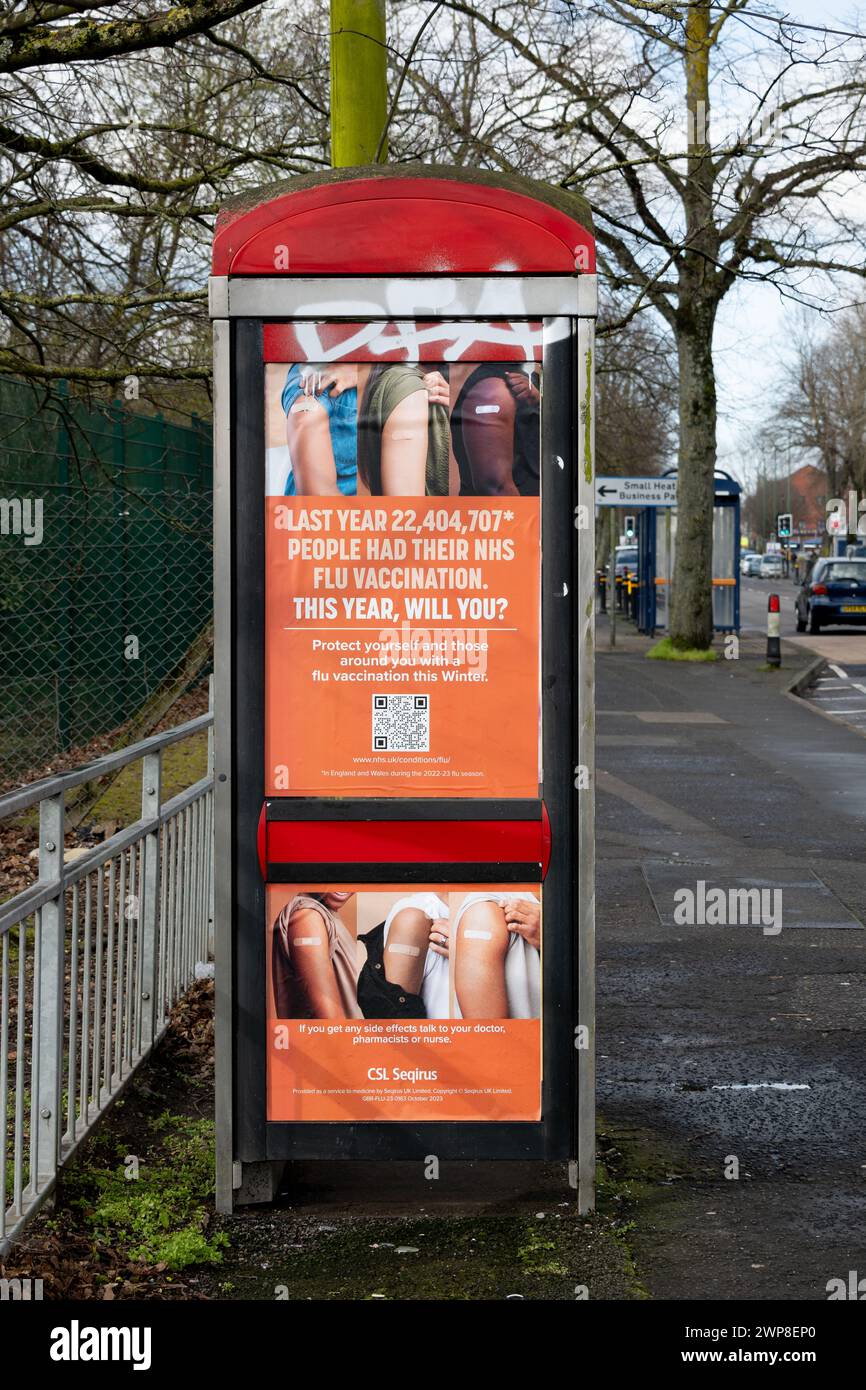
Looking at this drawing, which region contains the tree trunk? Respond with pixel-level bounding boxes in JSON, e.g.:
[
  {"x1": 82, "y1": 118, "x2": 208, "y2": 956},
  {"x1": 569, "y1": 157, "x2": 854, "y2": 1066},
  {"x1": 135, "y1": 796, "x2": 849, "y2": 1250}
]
[
  {"x1": 669, "y1": 0, "x2": 718, "y2": 650},
  {"x1": 670, "y1": 306, "x2": 718, "y2": 647}
]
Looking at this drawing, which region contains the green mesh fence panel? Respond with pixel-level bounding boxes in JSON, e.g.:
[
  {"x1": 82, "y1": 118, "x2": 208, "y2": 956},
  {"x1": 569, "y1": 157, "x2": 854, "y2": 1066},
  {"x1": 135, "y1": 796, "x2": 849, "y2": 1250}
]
[{"x1": 0, "y1": 378, "x2": 212, "y2": 782}]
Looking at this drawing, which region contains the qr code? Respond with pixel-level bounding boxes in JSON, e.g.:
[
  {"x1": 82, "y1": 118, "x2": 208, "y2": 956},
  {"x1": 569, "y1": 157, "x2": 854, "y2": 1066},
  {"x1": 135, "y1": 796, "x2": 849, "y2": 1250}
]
[{"x1": 372, "y1": 693, "x2": 430, "y2": 751}]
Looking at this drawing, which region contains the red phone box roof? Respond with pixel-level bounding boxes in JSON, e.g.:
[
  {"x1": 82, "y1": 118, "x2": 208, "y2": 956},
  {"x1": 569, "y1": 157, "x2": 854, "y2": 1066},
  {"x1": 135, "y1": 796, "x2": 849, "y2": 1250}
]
[{"x1": 212, "y1": 164, "x2": 594, "y2": 277}]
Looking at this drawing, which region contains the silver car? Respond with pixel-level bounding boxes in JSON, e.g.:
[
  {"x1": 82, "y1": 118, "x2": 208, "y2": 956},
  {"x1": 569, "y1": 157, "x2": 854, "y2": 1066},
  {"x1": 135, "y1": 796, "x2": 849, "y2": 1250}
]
[{"x1": 759, "y1": 553, "x2": 784, "y2": 579}]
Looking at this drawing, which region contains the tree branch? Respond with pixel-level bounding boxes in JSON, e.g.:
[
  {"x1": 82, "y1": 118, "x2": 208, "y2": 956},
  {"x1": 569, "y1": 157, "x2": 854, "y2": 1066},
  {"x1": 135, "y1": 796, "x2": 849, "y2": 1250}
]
[{"x1": 0, "y1": 0, "x2": 265, "y2": 72}]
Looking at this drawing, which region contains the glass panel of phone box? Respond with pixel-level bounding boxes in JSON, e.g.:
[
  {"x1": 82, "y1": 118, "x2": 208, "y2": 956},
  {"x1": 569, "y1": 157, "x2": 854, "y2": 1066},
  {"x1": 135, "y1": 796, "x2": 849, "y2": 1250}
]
[{"x1": 264, "y1": 360, "x2": 543, "y2": 1124}]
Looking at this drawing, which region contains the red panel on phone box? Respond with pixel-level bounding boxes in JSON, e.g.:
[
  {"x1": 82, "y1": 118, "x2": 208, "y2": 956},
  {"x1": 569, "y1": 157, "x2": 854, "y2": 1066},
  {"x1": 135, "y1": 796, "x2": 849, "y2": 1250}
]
[
  {"x1": 212, "y1": 171, "x2": 595, "y2": 275},
  {"x1": 263, "y1": 321, "x2": 544, "y2": 364},
  {"x1": 266, "y1": 817, "x2": 549, "y2": 869}
]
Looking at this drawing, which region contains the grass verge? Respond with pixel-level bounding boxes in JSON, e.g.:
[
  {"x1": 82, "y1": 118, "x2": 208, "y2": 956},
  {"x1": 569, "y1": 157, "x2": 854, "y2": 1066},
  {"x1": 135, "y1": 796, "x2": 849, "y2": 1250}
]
[
  {"x1": 0, "y1": 981, "x2": 218, "y2": 1299},
  {"x1": 647, "y1": 637, "x2": 717, "y2": 662},
  {"x1": 63, "y1": 1113, "x2": 228, "y2": 1271}
]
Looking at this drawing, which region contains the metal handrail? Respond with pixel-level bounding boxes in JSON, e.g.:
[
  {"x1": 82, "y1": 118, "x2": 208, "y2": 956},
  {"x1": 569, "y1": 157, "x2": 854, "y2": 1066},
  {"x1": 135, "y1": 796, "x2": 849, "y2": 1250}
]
[
  {"x1": 1, "y1": 697, "x2": 215, "y2": 1254},
  {"x1": 0, "y1": 712, "x2": 213, "y2": 821}
]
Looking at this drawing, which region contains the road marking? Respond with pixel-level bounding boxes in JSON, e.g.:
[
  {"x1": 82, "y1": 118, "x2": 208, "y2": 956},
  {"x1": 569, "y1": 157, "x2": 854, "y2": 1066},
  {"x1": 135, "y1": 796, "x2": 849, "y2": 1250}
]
[
  {"x1": 598, "y1": 711, "x2": 726, "y2": 722},
  {"x1": 635, "y1": 711, "x2": 727, "y2": 724},
  {"x1": 822, "y1": 708, "x2": 866, "y2": 714},
  {"x1": 711, "y1": 1083, "x2": 810, "y2": 1092},
  {"x1": 829, "y1": 663, "x2": 849, "y2": 678},
  {"x1": 812, "y1": 694, "x2": 866, "y2": 701}
]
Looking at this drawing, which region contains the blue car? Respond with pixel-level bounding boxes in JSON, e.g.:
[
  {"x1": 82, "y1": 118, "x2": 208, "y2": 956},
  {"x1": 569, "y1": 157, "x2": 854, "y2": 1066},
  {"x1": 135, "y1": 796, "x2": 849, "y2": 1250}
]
[{"x1": 795, "y1": 558, "x2": 866, "y2": 633}]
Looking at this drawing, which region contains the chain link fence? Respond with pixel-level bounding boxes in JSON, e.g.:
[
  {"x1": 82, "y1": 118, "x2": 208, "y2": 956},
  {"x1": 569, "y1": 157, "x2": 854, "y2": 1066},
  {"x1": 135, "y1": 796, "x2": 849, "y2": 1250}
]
[{"x1": 0, "y1": 378, "x2": 213, "y2": 784}]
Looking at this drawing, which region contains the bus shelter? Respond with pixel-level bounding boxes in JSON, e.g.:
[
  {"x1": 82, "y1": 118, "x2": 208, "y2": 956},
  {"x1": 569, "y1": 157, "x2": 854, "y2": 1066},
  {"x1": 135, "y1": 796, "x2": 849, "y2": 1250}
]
[{"x1": 637, "y1": 470, "x2": 741, "y2": 634}]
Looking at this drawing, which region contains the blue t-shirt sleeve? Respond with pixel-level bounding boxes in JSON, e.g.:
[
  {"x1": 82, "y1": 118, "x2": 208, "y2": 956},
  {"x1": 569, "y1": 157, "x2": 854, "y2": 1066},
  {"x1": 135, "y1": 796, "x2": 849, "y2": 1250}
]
[{"x1": 281, "y1": 364, "x2": 335, "y2": 418}]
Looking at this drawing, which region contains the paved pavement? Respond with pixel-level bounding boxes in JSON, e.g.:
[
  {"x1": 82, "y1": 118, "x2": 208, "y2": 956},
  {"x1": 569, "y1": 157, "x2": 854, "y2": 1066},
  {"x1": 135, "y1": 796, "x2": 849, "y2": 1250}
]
[
  {"x1": 597, "y1": 632, "x2": 866, "y2": 1299},
  {"x1": 788, "y1": 633, "x2": 866, "y2": 665}
]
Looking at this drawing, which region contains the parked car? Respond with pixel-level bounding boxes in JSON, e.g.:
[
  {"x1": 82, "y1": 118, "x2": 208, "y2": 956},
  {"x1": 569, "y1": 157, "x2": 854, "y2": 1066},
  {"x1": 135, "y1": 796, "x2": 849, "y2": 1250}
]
[
  {"x1": 740, "y1": 551, "x2": 758, "y2": 576},
  {"x1": 795, "y1": 558, "x2": 866, "y2": 633},
  {"x1": 759, "y1": 553, "x2": 784, "y2": 579},
  {"x1": 745, "y1": 554, "x2": 764, "y2": 577},
  {"x1": 614, "y1": 545, "x2": 638, "y2": 580}
]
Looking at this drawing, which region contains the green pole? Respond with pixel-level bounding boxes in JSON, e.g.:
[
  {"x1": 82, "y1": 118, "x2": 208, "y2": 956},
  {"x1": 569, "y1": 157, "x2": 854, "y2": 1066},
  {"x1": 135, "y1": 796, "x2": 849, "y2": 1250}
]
[{"x1": 330, "y1": 0, "x2": 388, "y2": 166}]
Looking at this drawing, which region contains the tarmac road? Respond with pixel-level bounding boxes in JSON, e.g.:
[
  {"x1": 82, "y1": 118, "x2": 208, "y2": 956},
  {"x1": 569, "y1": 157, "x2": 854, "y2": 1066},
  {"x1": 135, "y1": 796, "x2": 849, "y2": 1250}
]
[
  {"x1": 739, "y1": 573, "x2": 800, "y2": 636},
  {"x1": 802, "y1": 662, "x2": 866, "y2": 739},
  {"x1": 597, "y1": 633, "x2": 866, "y2": 1300}
]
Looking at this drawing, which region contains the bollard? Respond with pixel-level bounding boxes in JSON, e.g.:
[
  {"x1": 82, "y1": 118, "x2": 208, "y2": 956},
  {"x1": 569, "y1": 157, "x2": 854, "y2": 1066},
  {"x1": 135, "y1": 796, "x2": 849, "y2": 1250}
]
[{"x1": 767, "y1": 592, "x2": 781, "y2": 668}]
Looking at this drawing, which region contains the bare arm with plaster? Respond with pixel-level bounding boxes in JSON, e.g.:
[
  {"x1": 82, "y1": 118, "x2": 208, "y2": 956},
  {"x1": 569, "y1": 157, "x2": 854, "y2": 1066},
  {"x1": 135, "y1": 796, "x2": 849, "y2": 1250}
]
[
  {"x1": 384, "y1": 906, "x2": 431, "y2": 995},
  {"x1": 285, "y1": 397, "x2": 341, "y2": 496},
  {"x1": 379, "y1": 389, "x2": 428, "y2": 495},
  {"x1": 284, "y1": 907, "x2": 345, "y2": 1018},
  {"x1": 460, "y1": 376, "x2": 520, "y2": 496},
  {"x1": 454, "y1": 900, "x2": 510, "y2": 1018}
]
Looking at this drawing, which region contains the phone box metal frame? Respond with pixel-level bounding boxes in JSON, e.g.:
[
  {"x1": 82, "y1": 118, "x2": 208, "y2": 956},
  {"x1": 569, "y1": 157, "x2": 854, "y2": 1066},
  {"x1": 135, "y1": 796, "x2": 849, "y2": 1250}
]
[{"x1": 209, "y1": 165, "x2": 597, "y2": 1213}]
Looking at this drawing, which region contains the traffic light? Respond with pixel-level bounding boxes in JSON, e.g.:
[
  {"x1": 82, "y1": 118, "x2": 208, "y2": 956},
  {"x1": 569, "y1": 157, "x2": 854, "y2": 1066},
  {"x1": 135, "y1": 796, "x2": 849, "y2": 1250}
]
[
  {"x1": 777, "y1": 512, "x2": 792, "y2": 539},
  {"x1": 624, "y1": 514, "x2": 636, "y2": 539}
]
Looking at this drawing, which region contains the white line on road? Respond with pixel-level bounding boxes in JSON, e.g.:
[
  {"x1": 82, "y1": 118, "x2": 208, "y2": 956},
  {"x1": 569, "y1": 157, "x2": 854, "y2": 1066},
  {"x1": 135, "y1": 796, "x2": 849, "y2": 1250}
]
[
  {"x1": 829, "y1": 663, "x2": 849, "y2": 678},
  {"x1": 811, "y1": 696, "x2": 863, "y2": 703},
  {"x1": 711, "y1": 1083, "x2": 811, "y2": 1091}
]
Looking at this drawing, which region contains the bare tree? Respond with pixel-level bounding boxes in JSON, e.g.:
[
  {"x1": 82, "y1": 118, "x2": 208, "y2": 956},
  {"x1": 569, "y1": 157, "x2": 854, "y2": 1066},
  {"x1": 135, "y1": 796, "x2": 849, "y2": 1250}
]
[
  {"x1": 595, "y1": 308, "x2": 676, "y2": 478},
  {"x1": 395, "y1": 0, "x2": 866, "y2": 646},
  {"x1": 0, "y1": 1, "x2": 329, "y2": 411},
  {"x1": 766, "y1": 305, "x2": 866, "y2": 500}
]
